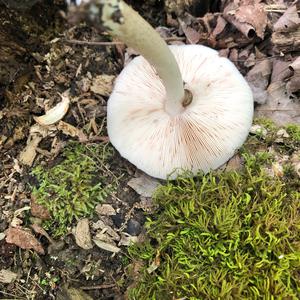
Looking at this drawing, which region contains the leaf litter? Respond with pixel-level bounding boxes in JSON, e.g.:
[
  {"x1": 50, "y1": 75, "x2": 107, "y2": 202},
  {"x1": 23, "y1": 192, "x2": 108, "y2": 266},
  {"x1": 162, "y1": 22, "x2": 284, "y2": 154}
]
[{"x1": 0, "y1": 0, "x2": 299, "y2": 299}]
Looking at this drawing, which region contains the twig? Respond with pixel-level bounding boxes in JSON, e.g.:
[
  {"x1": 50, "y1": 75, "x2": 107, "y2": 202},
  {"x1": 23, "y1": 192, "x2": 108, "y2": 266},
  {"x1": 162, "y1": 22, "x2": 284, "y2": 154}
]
[{"x1": 80, "y1": 283, "x2": 116, "y2": 290}]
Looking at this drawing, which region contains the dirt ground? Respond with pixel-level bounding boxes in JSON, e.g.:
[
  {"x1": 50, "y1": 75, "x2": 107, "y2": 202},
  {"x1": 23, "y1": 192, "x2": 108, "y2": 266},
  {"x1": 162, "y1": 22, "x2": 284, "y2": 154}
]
[{"x1": 0, "y1": 0, "x2": 299, "y2": 299}]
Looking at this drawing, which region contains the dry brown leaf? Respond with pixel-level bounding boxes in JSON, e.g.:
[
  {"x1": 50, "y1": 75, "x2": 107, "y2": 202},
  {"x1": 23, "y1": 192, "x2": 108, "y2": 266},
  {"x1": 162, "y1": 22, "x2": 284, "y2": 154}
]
[
  {"x1": 73, "y1": 219, "x2": 93, "y2": 250},
  {"x1": 19, "y1": 135, "x2": 42, "y2": 166},
  {"x1": 212, "y1": 16, "x2": 227, "y2": 37},
  {"x1": 127, "y1": 174, "x2": 161, "y2": 198},
  {"x1": 246, "y1": 59, "x2": 272, "y2": 104},
  {"x1": 5, "y1": 227, "x2": 45, "y2": 255},
  {"x1": 96, "y1": 204, "x2": 116, "y2": 216},
  {"x1": 93, "y1": 239, "x2": 121, "y2": 253},
  {"x1": 90, "y1": 75, "x2": 115, "y2": 96},
  {"x1": 179, "y1": 19, "x2": 201, "y2": 44},
  {"x1": 224, "y1": 2, "x2": 267, "y2": 39},
  {"x1": 287, "y1": 57, "x2": 300, "y2": 93},
  {"x1": 271, "y1": 60, "x2": 293, "y2": 83},
  {"x1": 255, "y1": 81, "x2": 300, "y2": 125},
  {"x1": 0, "y1": 269, "x2": 18, "y2": 283},
  {"x1": 57, "y1": 121, "x2": 88, "y2": 142},
  {"x1": 31, "y1": 196, "x2": 51, "y2": 220},
  {"x1": 274, "y1": 6, "x2": 300, "y2": 32},
  {"x1": 31, "y1": 223, "x2": 53, "y2": 243}
]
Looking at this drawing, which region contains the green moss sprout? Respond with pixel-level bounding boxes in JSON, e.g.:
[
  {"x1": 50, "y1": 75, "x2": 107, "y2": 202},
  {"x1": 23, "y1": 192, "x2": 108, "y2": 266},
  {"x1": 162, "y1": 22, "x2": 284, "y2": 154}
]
[
  {"x1": 128, "y1": 123, "x2": 300, "y2": 299},
  {"x1": 31, "y1": 142, "x2": 117, "y2": 237}
]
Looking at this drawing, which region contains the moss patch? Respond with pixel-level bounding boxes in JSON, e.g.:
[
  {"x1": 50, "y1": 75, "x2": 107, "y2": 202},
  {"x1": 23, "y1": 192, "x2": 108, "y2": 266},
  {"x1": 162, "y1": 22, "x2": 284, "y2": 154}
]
[
  {"x1": 31, "y1": 142, "x2": 117, "y2": 237},
  {"x1": 128, "y1": 122, "x2": 300, "y2": 300}
]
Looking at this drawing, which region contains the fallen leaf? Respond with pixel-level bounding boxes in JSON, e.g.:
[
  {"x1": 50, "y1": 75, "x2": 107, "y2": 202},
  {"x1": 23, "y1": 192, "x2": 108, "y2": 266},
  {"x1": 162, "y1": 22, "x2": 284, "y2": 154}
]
[
  {"x1": 5, "y1": 227, "x2": 45, "y2": 255},
  {"x1": 147, "y1": 251, "x2": 160, "y2": 274},
  {"x1": 224, "y1": 2, "x2": 267, "y2": 39},
  {"x1": 96, "y1": 204, "x2": 116, "y2": 216},
  {"x1": 255, "y1": 81, "x2": 300, "y2": 125},
  {"x1": 19, "y1": 135, "x2": 42, "y2": 166},
  {"x1": 31, "y1": 196, "x2": 51, "y2": 220},
  {"x1": 212, "y1": 16, "x2": 227, "y2": 37},
  {"x1": 119, "y1": 232, "x2": 138, "y2": 246},
  {"x1": 57, "y1": 121, "x2": 88, "y2": 142},
  {"x1": 90, "y1": 75, "x2": 115, "y2": 96},
  {"x1": 31, "y1": 223, "x2": 53, "y2": 243},
  {"x1": 287, "y1": 57, "x2": 300, "y2": 94},
  {"x1": 246, "y1": 59, "x2": 272, "y2": 104},
  {"x1": 0, "y1": 232, "x2": 5, "y2": 241},
  {"x1": 93, "y1": 239, "x2": 121, "y2": 253},
  {"x1": 127, "y1": 174, "x2": 161, "y2": 198},
  {"x1": 291, "y1": 151, "x2": 300, "y2": 177},
  {"x1": 93, "y1": 220, "x2": 120, "y2": 241},
  {"x1": 73, "y1": 219, "x2": 93, "y2": 250},
  {"x1": 274, "y1": 6, "x2": 300, "y2": 32},
  {"x1": 178, "y1": 19, "x2": 201, "y2": 44},
  {"x1": 34, "y1": 93, "x2": 70, "y2": 126},
  {"x1": 271, "y1": 60, "x2": 293, "y2": 83},
  {"x1": 0, "y1": 269, "x2": 18, "y2": 283},
  {"x1": 225, "y1": 154, "x2": 243, "y2": 171}
]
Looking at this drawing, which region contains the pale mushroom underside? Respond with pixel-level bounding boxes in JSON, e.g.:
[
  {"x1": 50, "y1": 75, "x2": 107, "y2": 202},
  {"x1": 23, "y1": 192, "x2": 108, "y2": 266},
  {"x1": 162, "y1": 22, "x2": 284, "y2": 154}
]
[{"x1": 107, "y1": 45, "x2": 254, "y2": 179}]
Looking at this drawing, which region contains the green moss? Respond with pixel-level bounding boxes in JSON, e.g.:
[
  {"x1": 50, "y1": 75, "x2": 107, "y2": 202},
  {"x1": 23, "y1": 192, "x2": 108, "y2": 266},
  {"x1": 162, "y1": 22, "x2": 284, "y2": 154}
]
[
  {"x1": 31, "y1": 142, "x2": 117, "y2": 237},
  {"x1": 128, "y1": 123, "x2": 300, "y2": 300},
  {"x1": 285, "y1": 124, "x2": 300, "y2": 142}
]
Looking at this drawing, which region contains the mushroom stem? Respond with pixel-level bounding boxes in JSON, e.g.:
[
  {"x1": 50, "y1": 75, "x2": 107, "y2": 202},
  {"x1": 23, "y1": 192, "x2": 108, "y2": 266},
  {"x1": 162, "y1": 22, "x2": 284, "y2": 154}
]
[{"x1": 100, "y1": 0, "x2": 185, "y2": 116}]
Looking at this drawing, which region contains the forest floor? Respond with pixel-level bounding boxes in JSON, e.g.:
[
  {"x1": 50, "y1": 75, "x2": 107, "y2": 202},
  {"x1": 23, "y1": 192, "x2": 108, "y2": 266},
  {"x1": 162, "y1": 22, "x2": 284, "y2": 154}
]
[{"x1": 0, "y1": 0, "x2": 299, "y2": 299}]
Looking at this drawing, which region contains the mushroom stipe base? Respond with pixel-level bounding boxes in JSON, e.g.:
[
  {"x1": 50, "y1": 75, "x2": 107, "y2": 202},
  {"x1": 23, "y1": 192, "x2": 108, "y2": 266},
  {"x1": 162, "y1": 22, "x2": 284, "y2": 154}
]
[{"x1": 107, "y1": 45, "x2": 254, "y2": 179}]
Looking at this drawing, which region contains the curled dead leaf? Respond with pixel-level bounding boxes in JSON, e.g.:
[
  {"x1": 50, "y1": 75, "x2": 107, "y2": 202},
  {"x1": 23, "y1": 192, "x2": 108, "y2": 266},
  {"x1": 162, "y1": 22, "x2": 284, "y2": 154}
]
[
  {"x1": 224, "y1": 2, "x2": 267, "y2": 39},
  {"x1": 274, "y1": 6, "x2": 300, "y2": 32},
  {"x1": 5, "y1": 227, "x2": 45, "y2": 255},
  {"x1": 34, "y1": 94, "x2": 70, "y2": 126}
]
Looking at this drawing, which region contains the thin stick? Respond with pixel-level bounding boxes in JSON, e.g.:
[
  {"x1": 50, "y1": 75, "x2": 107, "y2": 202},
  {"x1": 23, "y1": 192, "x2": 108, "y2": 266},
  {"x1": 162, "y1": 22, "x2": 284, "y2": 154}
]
[{"x1": 80, "y1": 283, "x2": 116, "y2": 290}]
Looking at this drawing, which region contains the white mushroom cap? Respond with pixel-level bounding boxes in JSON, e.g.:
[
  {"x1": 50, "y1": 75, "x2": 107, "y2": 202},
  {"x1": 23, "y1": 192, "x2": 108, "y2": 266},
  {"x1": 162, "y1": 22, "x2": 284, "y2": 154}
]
[{"x1": 107, "y1": 45, "x2": 253, "y2": 179}]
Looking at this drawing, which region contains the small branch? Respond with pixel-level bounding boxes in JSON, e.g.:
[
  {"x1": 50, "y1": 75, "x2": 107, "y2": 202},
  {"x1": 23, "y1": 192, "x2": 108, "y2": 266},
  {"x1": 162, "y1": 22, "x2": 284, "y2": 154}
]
[{"x1": 80, "y1": 283, "x2": 116, "y2": 290}]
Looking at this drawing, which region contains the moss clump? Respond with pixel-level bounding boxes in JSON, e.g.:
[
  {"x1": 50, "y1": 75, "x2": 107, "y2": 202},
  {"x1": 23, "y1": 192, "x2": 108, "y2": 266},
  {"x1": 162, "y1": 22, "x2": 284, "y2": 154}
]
[
  {"x1": 32, "y1": 142, "x2": 116, "y2": 237},
  {"x1": 128, "y1": 123, "x2": 300, "y2": 300},
  {"x1": 285, "y1": 124, "x2": 300, "y2": 142}
]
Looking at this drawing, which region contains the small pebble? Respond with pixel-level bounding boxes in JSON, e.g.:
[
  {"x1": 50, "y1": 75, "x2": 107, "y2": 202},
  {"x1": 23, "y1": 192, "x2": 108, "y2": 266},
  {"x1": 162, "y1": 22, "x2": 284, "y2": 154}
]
[{"x1": 127, "y1": 219, "x2": 142, "y2": 236}]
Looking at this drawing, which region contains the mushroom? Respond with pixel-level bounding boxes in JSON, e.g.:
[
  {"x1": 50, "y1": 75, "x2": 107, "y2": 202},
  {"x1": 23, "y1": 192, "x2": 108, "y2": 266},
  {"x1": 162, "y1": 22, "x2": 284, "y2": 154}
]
[{"x1": 97, "y1": 0, "x2": 253, "y2": 179}]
